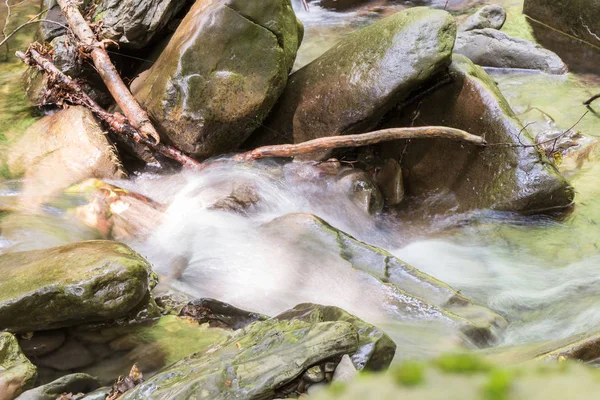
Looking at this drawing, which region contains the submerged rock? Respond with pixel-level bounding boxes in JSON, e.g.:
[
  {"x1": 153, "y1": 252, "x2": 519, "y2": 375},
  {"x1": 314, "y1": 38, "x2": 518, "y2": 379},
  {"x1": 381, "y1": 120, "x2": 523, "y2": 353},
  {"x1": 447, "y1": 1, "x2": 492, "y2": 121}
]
[
  {"x1": 381, "y1": 55, "x2": 574, "y2": 214},
  {"x1": 0, "y1": 333, "x2": 37, "y2": 400},
  {"x1": 459, "y1": 5, "x2": 506, "y2": 32},
  {"x1": 261, "y1": 213, "x2": 506, "y2": 346},
  {"x1": 0, "y1": 241, "x2": 155, "y2": 333},
  {"x1": 276, "y1": 303, "x2": 396, "y2": 371},
  {"x1": 120, "y1": 319, "x2": 358, "y2": 399},
  {"x1": 180, "y1": 298, "x2": 268, "y2": 330},
  {"x1": 95, "y1": 0, "x2": 187, "y2": 49},
  {"x1": 312, "y1": 0, "x2": 370, "y2": 11},
  {"x1": 16, "y1": 373, "x2": 99, "y2": 400},
  {"x1": 133, "y1": 0, "x2": 303, "y2": 158},
  {"x1": 455, "y1": 29, "x2": 567, "y2": 74},
  {"x1": 524, "y1": 0, "x2": 600, "y2": 47},
  {"x1": 7, "y1": 107, "x2": 125, "y2": 209},
  {"x1": 248, "y1": 7, "x2": 456, "y2": 158}
]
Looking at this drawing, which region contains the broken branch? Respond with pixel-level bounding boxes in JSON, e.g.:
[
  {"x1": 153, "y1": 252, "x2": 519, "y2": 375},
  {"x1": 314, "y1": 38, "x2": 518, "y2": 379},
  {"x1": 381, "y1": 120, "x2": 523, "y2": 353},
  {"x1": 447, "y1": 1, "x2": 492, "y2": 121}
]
[
  {"x1": 584, "y1": 93, "x2": 600, "y2": 106},
  {"x1": 16, "y1": 45, "x2": 200, "y2": 169},
  {"x1": 233, "y1": 127, "x2": 486, "y2": 161},
  {"x1": 55, "y1": 0, "x2": 160, "y2": 143}
]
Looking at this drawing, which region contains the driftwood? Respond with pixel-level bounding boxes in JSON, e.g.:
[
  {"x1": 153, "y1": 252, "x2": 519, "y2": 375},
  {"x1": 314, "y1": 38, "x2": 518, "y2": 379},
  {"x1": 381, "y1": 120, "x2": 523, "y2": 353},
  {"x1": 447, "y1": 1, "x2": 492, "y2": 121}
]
[
  {"x1": 55, "y1": 0, "x2": 160, "y2": 143},
  {"x1": 234, "y1": 127, "x2": 487, "y2": 161},
  {"x1": 16, "y1": 45, "x2": 201, "y2": 168}
]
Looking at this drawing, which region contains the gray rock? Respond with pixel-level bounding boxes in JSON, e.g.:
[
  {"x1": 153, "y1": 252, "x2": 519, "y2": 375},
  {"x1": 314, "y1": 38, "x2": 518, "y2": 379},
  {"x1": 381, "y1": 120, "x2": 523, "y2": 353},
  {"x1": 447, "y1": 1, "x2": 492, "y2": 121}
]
[
  {"x1": 95, "y1": 0, "x2": 187, "y2": 49},
  {"x1": 459, "y1": 5, "x2": 506, "y2": 32},
  {"x1": 374, "y1": 159, "x2": 404, "y2": 206},
  {"x1": 35, "y1": 339, "x2": 95, "y2": 371},
  {"x1": 0, "y1": 333, "x2": 37, "y2": 399},
  {"x1": 307, "y1": 382, "x2": 328, "y2": 395},
  {"x1": 276, "y1": 303, "x2": 396, "y2": 371},
  {"x1": 304, "y1": 366, "x2": 325, "y2": 383},
  {"x1": 133, "y1": 0, "x2": 303, "y2": 158},
  {"x1": 180, "y1": 298, "x2": 268, "y2": 330},
  {"x1": 524, "y1": 0, "x2": 600, "y2": 47},
  {"x1": 16, "y1": 373, "x2": 99, "y2": 400},
  {"x1": 18, "y1": 330, "x2": 66, "y2": 358},
  {"x1": 248, "y1": 7, "x2": 456, "y2": 160},
  {"x1": 81, "y1": 387, "x2": 111, "y2": 400},
  {"x1": 39, "y1": 0, "x2": 67, "y2": 41},
  {"x1": 336, "y1": 169, "x2": 383, "y2": 215},
  {"x1": 332, "y1": 355, "x2": 357, "y2": 384},
  {"x1": 0, "y1": 241, "x2": 156, "y2": 333},
  {"x1": 455, "y1": 28, "x2": 568, "y2": 74},
  {"x1": 381, "y1": 55, "x2": 574, "y2": 213},
  {"x1": 120, "y1": 319, "x2": 358, "y2": 399}
]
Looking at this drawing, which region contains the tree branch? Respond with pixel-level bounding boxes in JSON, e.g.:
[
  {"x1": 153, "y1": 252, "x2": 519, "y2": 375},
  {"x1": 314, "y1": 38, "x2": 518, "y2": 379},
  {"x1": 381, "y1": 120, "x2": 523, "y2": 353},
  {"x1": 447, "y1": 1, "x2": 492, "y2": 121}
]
[
  {"x1": 584, "y1": 93, "x2": 600, "y2": 106},
  {"x1": 55, "y1": 0, "x2": 160, "y2": 144},
  {"x1": 16, "y1": 45, "x2": 201, "y2": 169},
  {"x1": 233, "y1": 127, "x2": 486, "y2": 161}
]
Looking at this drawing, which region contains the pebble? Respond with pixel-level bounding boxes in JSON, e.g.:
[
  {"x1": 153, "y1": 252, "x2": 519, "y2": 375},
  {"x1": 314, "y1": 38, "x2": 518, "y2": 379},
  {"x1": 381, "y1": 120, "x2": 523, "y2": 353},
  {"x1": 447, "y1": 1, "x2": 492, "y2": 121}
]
[{"x1": 303, "y1": 365, "x2": 325, "y2": 383}]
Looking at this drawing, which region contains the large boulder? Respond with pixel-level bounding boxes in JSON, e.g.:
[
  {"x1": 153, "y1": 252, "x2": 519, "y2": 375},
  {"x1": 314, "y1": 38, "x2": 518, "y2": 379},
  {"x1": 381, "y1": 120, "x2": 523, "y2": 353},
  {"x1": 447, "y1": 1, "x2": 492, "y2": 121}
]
[
  {"x1": 380, "y1": 55, "x2": 574, "y2": 213},
  {"x1": 524, "y1": 0, "x2": 600, "y2": 47},
  {"x1": 133, "y1": 0, "x2": 303, "y2": 158},
  {"x1": 0, "y1": 241, "x2": 155, "y2": 333},
  {"x1": 0, "y1": 333, "x2": 37, "y2": 400},
  {"x1": 248, "y1": 7, "x2": 456, "y2": 159},
  {"x1": 94, "y1": 0, "x2": 187, "y2": 49},
  {"x1": 7, "y1": 107, "x2": 125, "y2": 209},
  {"x1": 455, "y1": 29, "x2": 567, "y2": 74},
  {"x1": 120, "y1": 319, "x2": 358, "y2": 399}
]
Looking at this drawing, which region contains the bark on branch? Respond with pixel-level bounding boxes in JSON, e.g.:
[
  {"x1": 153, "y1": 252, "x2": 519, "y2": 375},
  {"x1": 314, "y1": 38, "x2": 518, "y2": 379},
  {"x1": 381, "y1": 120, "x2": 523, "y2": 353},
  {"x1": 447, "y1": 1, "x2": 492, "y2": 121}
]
[
  {"x1": 233, "y1": 127, "x2": 487, "y2": 161},
  {"x1": 16, "y1": 45, "x2": 201, "y2": 169},
  {"x1": 55, "y1": 0, "x2": 160, "y2": 143}
]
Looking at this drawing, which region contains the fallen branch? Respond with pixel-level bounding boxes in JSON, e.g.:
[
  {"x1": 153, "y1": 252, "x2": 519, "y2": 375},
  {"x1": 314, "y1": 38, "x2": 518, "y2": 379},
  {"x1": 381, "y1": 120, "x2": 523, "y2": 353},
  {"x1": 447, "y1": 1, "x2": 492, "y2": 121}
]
[
  {"x1": 55, "y1": 0, "x2": 160, "y2": 143},
  {"x1": 16, "y1": 45, "x2": 200, "y2": 169},
  {"x1": 584, "y1": 93, "x2": 600, "y2": 106},
  {"x1": 233, "y1": 127, "x2": 486, "y2": 161}
]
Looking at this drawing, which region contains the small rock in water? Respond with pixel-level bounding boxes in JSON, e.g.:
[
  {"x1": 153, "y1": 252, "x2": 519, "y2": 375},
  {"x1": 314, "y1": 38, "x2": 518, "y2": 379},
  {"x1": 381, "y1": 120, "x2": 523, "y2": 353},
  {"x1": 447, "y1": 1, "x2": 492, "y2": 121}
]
[
  {"x1": 324, "y1": 362, "x2": 337, "y2": 373},
  {"x1": 303, "y1": 366, "x2": 325, "y2": 383},
  {"x1": 332, "y1": 355, "x2": 358, "y2": 384},
  {"x1": 459, "y1": 5, "x2": 507, "y2": 32},
  {"x1": 374, "y1": 158, "x2": 404, "y2": 206},
  {"x1": 35, "y1": 339, "x2": 95, "y2": 371},
  {"x1": 306, "y1": 382, "x2": 328, "y2": 396},
  {"x1": 18, "y1": 330, "x2": 66, "y2": 358}
]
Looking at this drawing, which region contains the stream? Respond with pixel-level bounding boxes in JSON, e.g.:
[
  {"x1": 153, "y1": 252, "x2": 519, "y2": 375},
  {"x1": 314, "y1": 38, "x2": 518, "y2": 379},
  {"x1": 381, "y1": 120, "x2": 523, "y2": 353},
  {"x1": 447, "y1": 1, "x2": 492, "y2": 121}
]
[{"x1": 2, "y1": 0, "x2": 600, "y2": 364}]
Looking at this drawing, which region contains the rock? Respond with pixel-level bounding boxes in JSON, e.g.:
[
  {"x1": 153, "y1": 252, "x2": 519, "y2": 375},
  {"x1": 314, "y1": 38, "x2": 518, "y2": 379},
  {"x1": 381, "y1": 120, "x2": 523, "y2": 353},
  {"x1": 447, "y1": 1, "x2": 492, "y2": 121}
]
[
  {"x1": 120, "y1": 319, "x2": 358, "y2": 400},
  {"x1": 35, "y1": 339, "x2": 95, "y2": 371},
  {"x1": 458, "y1": 5, "x2": 506, "y2": 32},
  {"x1": 262, "y1": 214, "x2": 507, "y2": 346},
  {"x1": 208, "y1": 184, "x2": 260, "y2": 215},
  {"x1": 524, "y1": 0, "x2": 600, "y2": 47},
  {"x1": 276, "y1": 303, "x2": 396, "y2": 371},
  {"x1": 16, "y1": 373, "x2": 99, "y2": 400},
  {"x1": 180, "y1": 298, "x2": 268, "y2": 330},
  {"x1": 7, "y1": 107, "x2": 126, "y2": 209},
  {"x1": 306, "y1": 382, "x2": 328, "y2": 395},
  {"x1": 304, "y1": 366, "x2": 325, "y2": 383},
  {"x1": 71, "y1": 315, "x2": 229, "y2": 385},
  {"x1": 313, "y1": 0, "x2": 369, "y2": 10},
  {"x1": 335, "y1": 169, "x2": 383, "y2": 215},
  {"x1": 133, "y1": 0, "x2": 303, "y2": 158},
  {"x1": 332, "y1": 355, "x2": 358, "y2": 384},
  {"x1": 80, "y1": 387, "x2": 110, "y2": 400},
  {"x1": 374, "y1": 159, "x2": 404, "y2": 206},
  {"x1": 455, "y1": 29, "x2": 568, "y2": 74},
  {"x1": 0, "y1": 333, "x2": 37, "y2": 400},
  {"x1": 18, "y1": 330, "x2": 66, "y2": 358},
  {"x1": 380, "y1": 55, "x2": 574, "y2": 214},
  {"x1": 95, "y1": 0, "x2": 186, "y2": 49},
  {"x1": 248, "y1": 7, "x2": 456, "y2": 159},
  {"x1": 67, "y1": 179, "x2": 166, "y2": 241},
  {"x1": 39, "y1": 0, "x2": 67, "y2": 41},
  {"x1": 0, "y1": 241, "x2": 155, "y2": 333}
]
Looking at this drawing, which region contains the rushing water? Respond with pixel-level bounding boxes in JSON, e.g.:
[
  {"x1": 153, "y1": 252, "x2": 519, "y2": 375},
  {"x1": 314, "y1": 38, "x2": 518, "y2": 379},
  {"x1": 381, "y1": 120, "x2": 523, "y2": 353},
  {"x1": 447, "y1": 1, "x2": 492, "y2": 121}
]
[{"x1": 2, "y1": 0, "x2": 600, "y2": 362}]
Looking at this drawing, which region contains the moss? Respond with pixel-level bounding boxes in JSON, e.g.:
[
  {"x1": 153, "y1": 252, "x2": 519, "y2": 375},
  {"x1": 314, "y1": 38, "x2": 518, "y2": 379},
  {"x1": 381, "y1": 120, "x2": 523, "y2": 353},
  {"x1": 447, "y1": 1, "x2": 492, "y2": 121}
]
[
  {"x1": 435, "y1": 353, "x2": 491, "y2": 374},
  {"x1": 392, "y1": 361, "x2": 426, "y2": 387},
  {"x1": 483, "y1": 369, "x2": 513, "y2": 400}
]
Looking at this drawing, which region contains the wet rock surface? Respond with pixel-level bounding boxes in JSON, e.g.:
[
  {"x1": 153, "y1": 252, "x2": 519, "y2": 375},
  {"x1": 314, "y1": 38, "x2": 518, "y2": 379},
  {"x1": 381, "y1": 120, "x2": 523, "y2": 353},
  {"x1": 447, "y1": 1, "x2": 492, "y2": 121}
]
[
  {"x1": 120, "y1": 319, "x2": 359, "y2": 400},
  {"x1": 133, "y1": 0, "x2": 302, "y2": 158},
  {"x1": 0, "y1": 241, "x2": 155, "y2": 333},
  {"x1": 0, "y1": 333, "x2": 37, "y2": 400},
  {"x1": 16, "y1": 373, "x2": 99, "y2": 400},
  {"x1": 7, "y1": 107, "x2": 125, "y2": 209},
  {"x1": 180, "y1": 298, "x2": 268, "y2": 330},
  {"x1": 249, "y1": 7, "x2": 456, "y2": 158},
  {"x1": 455, "y1": 28, "x2": 567, "y2": 74},
  {"x1": 459, "y1": 5, "x2": 506, "y2": 32},
  {"x1": 381, "y1": 55, "x2": 574, "y2": 214}
]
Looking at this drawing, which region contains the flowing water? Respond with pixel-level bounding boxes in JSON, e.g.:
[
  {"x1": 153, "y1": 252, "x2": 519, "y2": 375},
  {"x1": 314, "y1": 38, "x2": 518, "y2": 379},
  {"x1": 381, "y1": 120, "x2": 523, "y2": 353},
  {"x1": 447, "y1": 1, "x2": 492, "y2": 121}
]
[{"x1": 2, "y1": 0, "x2": 600, "y2": 362}]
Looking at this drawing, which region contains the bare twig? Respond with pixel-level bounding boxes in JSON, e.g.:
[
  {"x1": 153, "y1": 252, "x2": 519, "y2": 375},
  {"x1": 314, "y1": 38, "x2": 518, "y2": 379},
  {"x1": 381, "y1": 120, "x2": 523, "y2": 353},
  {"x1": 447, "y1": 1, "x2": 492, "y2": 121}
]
[
  {"x1": 0, "y1": 11, "x2": 68, "y2": 50},
  {"x1": 55, "y1": 0, "x2": 160, "y2": 144},
  {"x1": 301, "y1": 0, "x2": 309, "y2": 12},
  {"x1": 234, "y1": 127, "x2": 486, "y2": 161},
  {"x1": 584, "y1": 93, "x2": 600, "y2": 106},
  {"x1": 16, "y1": 45, "x2": 201, "y2": 169}
]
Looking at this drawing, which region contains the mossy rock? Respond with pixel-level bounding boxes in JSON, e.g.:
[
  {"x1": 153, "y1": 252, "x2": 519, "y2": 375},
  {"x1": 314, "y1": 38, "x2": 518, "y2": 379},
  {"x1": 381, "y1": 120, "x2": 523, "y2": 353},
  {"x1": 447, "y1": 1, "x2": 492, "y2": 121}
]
[
  {"x1": 16, "y1": 373, "x2": 99, "y2": 400},
  {"x1": 0, "y1": 332, "x2": 37, "y2": 399},
  {"x1": 120, "y1": 319, "x2": 358, "y2": 399},
  {"x1": 0, "y1": 241, "x2": 155, "y2": 333},
  {"x1": 133, "y1": 0, "x2": 302, "y2": 158},
  {"x1": 248, "y1": 7, "x2": 456, "y2": 159},
  {"x1": 276, "y1": 303, "x2": 396, "y2": 371}
]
